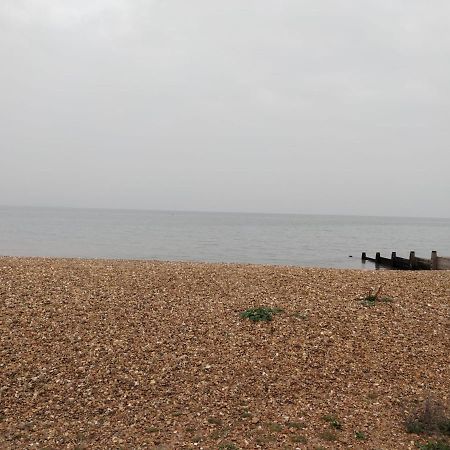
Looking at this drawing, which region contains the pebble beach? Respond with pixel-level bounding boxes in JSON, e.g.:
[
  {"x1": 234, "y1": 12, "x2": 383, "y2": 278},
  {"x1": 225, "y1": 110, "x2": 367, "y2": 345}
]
[{"x1": 1, "y1": 257, "x2": 449, "y2": 449}]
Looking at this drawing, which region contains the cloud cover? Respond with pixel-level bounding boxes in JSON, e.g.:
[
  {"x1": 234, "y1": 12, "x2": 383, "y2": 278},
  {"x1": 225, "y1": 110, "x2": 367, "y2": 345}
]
[{"x1": 1, "y1": 0, "x2": 449, "y2": 217}]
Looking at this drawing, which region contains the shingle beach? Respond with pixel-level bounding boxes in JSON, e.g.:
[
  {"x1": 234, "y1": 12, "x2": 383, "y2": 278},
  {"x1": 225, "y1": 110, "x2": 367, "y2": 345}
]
[{"x1": 1, "y1": 257, "x2": 449, "y2": 449}]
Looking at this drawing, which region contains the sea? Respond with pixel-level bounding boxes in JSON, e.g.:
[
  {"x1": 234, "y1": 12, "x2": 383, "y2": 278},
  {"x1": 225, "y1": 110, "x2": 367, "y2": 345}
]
[{"x1": 1, "y1": 206, "x2": 449, "y2": 269}]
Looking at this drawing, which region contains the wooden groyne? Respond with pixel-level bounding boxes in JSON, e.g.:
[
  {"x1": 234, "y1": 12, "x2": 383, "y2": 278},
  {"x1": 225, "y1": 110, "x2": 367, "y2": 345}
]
[{"x1": 362, "y1": 251, "x2": 450, "y2": 270}]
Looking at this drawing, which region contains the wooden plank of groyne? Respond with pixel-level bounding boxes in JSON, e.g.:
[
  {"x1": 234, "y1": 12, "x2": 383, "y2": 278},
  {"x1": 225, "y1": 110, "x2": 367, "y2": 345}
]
[
  {"x1": 431, "y1": 251, "x2": 438, "y2": 270},
  {"x1": 361, "y1": 251, "x2": 449, "y2": 270},
  {"x1": 394, "y1": 256, "x2": 411, "y2": 269},
  {"x1": 410, "y1": 251, "x2": 417, "y2": 270},
  {"x1": 415, "y1": 257, "x2": 431, "y2": 270},
  {"x1": 437, "y1": 256, "x2": 450, "y2": 270}
]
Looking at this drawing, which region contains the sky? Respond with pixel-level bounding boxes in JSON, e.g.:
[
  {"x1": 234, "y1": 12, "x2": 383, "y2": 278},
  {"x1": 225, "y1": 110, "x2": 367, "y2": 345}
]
[{"x1": 1, "y1": 0, "x2": 449, "y2": 218}]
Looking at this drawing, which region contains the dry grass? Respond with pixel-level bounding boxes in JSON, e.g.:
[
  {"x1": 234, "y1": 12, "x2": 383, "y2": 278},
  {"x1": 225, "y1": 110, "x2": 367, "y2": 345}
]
[{"x1": 0, "y1": 257, "x2": 449, "y2": 449}]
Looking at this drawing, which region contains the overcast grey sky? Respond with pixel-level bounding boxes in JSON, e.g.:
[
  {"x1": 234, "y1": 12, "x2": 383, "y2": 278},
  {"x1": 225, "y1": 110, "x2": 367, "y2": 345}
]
[{"x1": 1, "y1": 1, "x2": 449, "y2": 217}]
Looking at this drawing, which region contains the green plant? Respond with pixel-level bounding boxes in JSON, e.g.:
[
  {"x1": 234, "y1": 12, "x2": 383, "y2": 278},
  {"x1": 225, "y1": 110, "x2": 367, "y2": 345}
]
[
  {"x1": 267, "y1": 422, "x2": 283, "y2": 432},
  {"x1": 419, "y1": 442, "x2": 450, "y2": 450},
  {"x1": 219, "y1": 444, "x2": 239, "y2": 450},
  {"x1": 240, "y1": 307, "x2": 283, "y2": 322},
  {"x1": 211, "y1": 428, "x2": 229, "y2": 439},
  {"x1": 254, "y1": 433, "x2": 275, "y2": 445},
  {"x1": 330, "y1": 419, "x2": 342, "y2": 430},
  {"x1": 406, "y1": 398, "x2": 450, "y2": 436},
  {"x1": 439, "y1": 420, "x2": 450, "y2": 435},
  {"x1": 322, "y1": 415, "x2": 342, "y2": 430},
  {"x1": 208, "y1": 417, "x2": 223, "y2": 426},
  {"x1": 355, "y1": 431, "x2": 367, "y2": 440},
  {"x1": 407, "y1": 421, "x2": 426, "y2": 434},
  {"x1": 361, "y1": 286, "x2": 393, "y2": 306},
  {"x1": 290, "y1": 435, "x2": 307, "y2": 443},
  {"x1": 322, "y1": 414, "x2": 335, "y2": 422}
]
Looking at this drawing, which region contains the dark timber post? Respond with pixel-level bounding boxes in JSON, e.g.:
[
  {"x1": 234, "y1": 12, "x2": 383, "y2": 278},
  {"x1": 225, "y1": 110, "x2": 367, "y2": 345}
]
[
  {"x1": 431, "y1": 251, "x2": 438, "y2": 270},
  {"x1": 362, "y1": 252, "x2": 366, "y2": 260},
  {"x1": 376, "y1": 252, "x2": 381, "y2": 264},
  {"x1": 409, "y1": 251, "x2": 416, "y2": 270},
  {"x1": 391, "y1": 252, "x2": 397, "y2": 268}
]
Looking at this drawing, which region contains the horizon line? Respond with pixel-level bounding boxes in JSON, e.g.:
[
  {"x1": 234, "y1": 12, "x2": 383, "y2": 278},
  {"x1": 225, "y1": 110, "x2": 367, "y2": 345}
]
[{"x1": 1, "y1": 203, "x2": 449, "y2": 221}]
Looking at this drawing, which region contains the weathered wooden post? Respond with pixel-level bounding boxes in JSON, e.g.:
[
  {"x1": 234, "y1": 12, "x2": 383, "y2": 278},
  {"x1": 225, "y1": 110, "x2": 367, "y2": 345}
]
[
  {"x1": 409, "y1": 251, "x2": 416, "y2": 270},
  {"x1": 431, "y1": 251, "x2": 438, "y2": 270},
  {"x1": 376, "y1": 252, "x2": 381, "y2": 264},
  {"x1": 362, "y1": 252, "x2": 366, "y2": 260},
  {"x1": 391, "y1": 252, "x2": 397, "y2": 268}
]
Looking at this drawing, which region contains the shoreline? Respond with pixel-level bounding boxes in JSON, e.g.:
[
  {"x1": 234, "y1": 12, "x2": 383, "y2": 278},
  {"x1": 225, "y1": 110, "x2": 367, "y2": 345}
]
[
  {"x1": 0, "y1": 255, "x2": 378, "y2": 271},
  {"x1": 1, "y1": 257, "x2": 449, "y2": 449}
]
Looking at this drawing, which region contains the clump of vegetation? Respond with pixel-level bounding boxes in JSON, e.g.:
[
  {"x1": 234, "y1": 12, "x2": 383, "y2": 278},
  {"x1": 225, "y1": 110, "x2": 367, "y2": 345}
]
[
  {"x1": 207, "y1": 417, "x2": 223, "y2": 426},
  {"x1": 361, "y1": 286, "x2": 393, "y2": 306},
  {"x1": 355, "y1": 431, "x2": 367, "y2": 440},
  {"x1": 419, "y1": 442, "x2": 450, "y2": 450},
  {"x1": 254, "y1": 433, "x2": 276, "y2": 445},
  {"x1": 240, "y1": 307, "x2": 283, "y2": 322},
  {"x1": 405, "y1": 398, "x2": 450, "y2": 436},
  {"x1": 322, "y1": 415, "x2": 342, "y2": 430},
  {"x1": 286, "y1": 421, "x2": 306, "y2": 429},
  {"x1": 330, "y1": 419, "x2": 342, "y2": 430},
  {"x1": 211, "y1": 427, "x2": 230, "y2": 440},
  {"x1": 290, "y1": 435, "x2": 307, "y2": 443},
  {"x1": 267, "y1": 422, "x2": 283, "y2": 432},
  {"x1": 218, "y1": 444, "x2": 239, "y2": 450}
]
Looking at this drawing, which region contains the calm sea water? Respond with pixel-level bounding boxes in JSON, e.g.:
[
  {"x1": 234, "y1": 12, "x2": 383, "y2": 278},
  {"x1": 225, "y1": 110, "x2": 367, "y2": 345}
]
[{"x1": 1, "y1": 206, "x2": 449, "y2": 269}]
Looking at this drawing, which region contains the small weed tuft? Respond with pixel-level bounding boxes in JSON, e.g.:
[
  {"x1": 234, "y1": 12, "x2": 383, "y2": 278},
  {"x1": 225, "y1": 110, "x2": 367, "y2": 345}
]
[
  {"x1": 290, "y1": 435, "x2": 307, "y2": 443},
  {"x1": 330, "y1": 419, "x2": 342, "y2": 430},
  {"x1": 361, "y1": 286, "x2": 393, "y2": 306},
  {"x1": 211, "y1": 428, "x2": 229, "y2": 439},
  {"x1": 322, "y1": 414, "x2": 335, "y2": 422},
  {"x1": 405, "y1": 398, "x2": 450, "y2": 436},
  {"x1": 322, "y1": 415, "x2": 342, "y2": 430},
  {"x1": 207, "y1": 417, "x2": 223, "y2": 426},
  {"x1": 355, "y1": 431, "x2": 367, "y2": 440},
  {"x1": 240, "y1": 307, "x2": 283, "y2": 322},
  {"x1": 419, "y1": 442, "x2": 450, "y2": 450},
  {"x1": 267, "y1": 422, "x2": 283, "y2": 432},
  {"x1": 219, "y1": 444, "x2": 239, "y2": 450}
]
